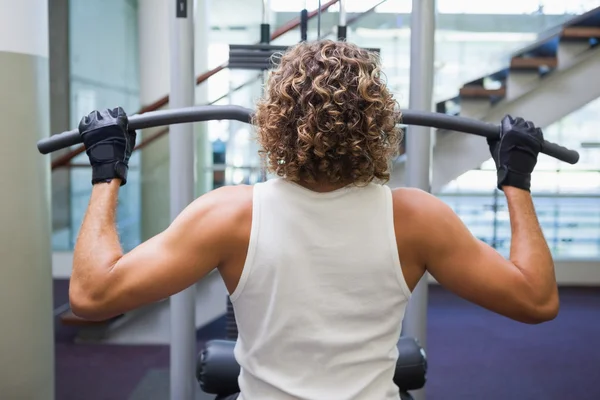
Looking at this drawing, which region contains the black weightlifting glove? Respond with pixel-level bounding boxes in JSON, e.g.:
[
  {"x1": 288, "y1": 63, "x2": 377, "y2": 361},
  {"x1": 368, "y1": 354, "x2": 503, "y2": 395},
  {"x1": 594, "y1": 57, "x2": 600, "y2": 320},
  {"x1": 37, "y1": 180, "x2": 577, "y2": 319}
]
[
  {"x1": 79, "y1": 107, "x2": 136, "y2": 186},
  {"x1": 487, "y1": 115, "x2": 544, "y2": 192}
]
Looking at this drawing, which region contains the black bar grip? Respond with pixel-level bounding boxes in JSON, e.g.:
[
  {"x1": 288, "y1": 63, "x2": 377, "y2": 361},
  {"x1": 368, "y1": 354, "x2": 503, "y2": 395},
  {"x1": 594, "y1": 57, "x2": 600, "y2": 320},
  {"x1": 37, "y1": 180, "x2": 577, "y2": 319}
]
[
  {"x1": 260, "y1": 23, "x2": 270, "y2": 44},
  {"x1": 300, "y1": 9, "x2": 308, "y2": 41},
  {"x1": 338, "y1": 25, "x2": 347, "y2": 41},
  {"x1": 38, "y1": 129, "x2": 81, "y2": 155},
  {"x1": 400, "y1": 110, "x2": 580, "y2": 165},
  {"x1": 37, "y1": 105, "x2": 254, "y2": 154},
  {"x1": 37, "y1": 107, "x2": 580, "y2": 165},
  {"x1": 540, "y1": 141, "x2": 580, "y2": 164}
]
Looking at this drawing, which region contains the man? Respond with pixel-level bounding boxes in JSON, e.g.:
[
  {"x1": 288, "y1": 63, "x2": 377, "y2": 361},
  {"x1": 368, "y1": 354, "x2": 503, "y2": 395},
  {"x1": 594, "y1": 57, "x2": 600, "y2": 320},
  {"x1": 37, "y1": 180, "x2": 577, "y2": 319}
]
[{"x1": 71, "y1": 40, "x2": 558, "y2": 400}]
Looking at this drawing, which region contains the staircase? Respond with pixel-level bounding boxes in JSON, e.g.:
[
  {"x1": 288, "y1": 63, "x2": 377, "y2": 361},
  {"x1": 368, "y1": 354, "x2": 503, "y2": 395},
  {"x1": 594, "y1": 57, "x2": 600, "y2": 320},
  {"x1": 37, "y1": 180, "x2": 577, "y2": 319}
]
[{"x1": 389, "y1": 7, "x2": 600, "y2": 192}]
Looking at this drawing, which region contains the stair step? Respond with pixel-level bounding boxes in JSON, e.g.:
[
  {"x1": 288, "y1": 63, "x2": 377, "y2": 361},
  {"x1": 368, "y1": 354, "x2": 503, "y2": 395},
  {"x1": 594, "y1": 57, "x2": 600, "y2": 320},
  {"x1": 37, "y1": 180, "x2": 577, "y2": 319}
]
[
  {"x1": 562, "y1": 27, "x2": 600, "y2": 39},
  {"x1": 457, "y1": 98, "x2": 493, "y2": 119},
  {"x1": 459, "y1": 86, "x2": 506, "y2": 98},
  {"x1": 558, "y1": 40, "x2": 594, "y2": 65},
  {"x1": 510, "y1": 57, "x2": 558, "y2": 69},
  {"x1": 506, "y1": 70, "x2": 541, "y2": 101}
]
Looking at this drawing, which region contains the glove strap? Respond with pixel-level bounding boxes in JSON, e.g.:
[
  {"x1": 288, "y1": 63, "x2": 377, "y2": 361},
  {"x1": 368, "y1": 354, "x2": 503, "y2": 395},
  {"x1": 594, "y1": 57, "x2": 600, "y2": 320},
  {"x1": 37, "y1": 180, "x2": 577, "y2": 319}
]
[
  {"x1": 91, "y1": 162, "x2": 128, "y2": 186},
  {"x1": 497, "y1": 167, "x2": 531, "y2": 192}
]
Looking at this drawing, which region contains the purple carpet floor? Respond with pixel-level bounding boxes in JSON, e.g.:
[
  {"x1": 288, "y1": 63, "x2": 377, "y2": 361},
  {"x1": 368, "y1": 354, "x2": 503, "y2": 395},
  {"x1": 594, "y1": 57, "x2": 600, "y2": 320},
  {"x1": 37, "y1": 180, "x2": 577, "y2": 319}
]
[{"x1": 53, "y1": 281, "x2": 600, "y2": 399}]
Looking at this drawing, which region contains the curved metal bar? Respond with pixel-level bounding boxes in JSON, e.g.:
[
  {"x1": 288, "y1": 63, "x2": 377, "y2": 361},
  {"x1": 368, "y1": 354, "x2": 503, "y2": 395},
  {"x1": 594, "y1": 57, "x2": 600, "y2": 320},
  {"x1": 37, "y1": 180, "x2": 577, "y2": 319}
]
[{"x1": 37, "y1": 105, "x2": 580, "y2": 164}]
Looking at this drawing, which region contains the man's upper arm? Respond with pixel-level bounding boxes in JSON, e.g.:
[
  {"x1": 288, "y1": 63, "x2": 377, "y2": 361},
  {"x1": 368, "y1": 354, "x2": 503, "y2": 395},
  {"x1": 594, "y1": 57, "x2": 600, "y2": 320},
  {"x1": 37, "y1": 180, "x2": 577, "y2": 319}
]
[
  {"x1": 395, "y1": 189, "x2": 535, "y2": 322},
  {"x1": 101, "y1": 185, "x2": 251, "y2": 316}
]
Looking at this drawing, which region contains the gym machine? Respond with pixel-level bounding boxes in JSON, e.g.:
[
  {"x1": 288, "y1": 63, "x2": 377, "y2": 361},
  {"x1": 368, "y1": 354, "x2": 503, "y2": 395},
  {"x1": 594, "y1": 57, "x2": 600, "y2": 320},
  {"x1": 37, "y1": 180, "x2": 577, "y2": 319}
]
[
  {"x1": 37, "y1": 104, "x2": 579, "y2": 400},
  {"x1": 36, "y1": 0, "x2": 580, "y2": 399}
]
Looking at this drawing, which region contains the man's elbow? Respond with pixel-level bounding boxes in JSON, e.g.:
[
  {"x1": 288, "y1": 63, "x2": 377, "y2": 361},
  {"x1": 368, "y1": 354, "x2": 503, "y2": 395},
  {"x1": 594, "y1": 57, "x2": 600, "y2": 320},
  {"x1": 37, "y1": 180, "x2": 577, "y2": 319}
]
[
  {"x1": 69, "y1": 284, "x2": 116, "y2": 322},
  {"x1": 522, "y1": 294, "x2": 560, "y2": 324}
]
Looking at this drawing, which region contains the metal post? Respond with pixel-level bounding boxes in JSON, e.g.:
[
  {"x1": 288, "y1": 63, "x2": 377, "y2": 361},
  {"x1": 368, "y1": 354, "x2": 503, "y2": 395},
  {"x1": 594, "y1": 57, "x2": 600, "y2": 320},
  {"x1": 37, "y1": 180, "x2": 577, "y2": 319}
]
[
  {"x1": 262, "y1": 0, "x2": 270, "y2": 24},
  {"x1": 338, "y1": 0, "x2": 347, "y2": 40},
  {"x1": 300, "y1": 8, "x2": 308, "y2": 41},
  {"x1": 339, "y1": 0, "x2": 347, "y2": 25},
  {"x1": 261, "y1": 0, "x2": 271, "y2": 43},
  {"x1": 169, "y1": 1, "x2": 196, "y2": 399},
  {"x1": 317, "y1": 0, "x2": 322, "y2": 39},
  {"x1": 402, "y1": 0, "x2": 436, "y2": 399},
  {"x1": 262, "y1": 0, "x2": 271, "y2": 181},
  {"x1": 195, "y1": 0, "x2": 213, "y2": 195}
]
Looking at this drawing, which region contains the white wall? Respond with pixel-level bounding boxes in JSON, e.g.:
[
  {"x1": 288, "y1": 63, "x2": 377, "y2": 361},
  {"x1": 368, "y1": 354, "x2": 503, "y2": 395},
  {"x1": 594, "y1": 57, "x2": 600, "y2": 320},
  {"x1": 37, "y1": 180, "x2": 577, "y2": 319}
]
[{"x1": 553, "y1": 260, "x2": 600, "y2": 286}]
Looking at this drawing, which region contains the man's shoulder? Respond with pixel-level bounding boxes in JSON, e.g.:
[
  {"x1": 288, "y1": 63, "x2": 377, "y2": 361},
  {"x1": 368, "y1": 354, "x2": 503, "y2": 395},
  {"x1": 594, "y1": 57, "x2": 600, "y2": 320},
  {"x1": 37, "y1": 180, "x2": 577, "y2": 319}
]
[
  {"x1": 390, "y1": 187, "x2": 435, "y2": 211},
  {"x1": 181, "y1": 185, "x2": 254, "y2": 245},
  {"x1": 210, "y1": 184, "x2": 254, "y2": 201},
  {"x1": 389, "y1": 187, "x2": 457, "y2": 281},
  {"x1": 198, "y1": 184, "x2": 254, "y2": 216},
  {"x1": 390, "y1": 187, "x2": 451, "y2": 226}
]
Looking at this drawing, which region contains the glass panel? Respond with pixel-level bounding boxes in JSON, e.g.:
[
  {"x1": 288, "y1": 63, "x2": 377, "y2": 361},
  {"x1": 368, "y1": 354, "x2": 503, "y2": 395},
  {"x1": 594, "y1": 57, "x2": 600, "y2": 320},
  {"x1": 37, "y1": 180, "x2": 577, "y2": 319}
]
[
  {"x1": 271, "y1": 0, "x2": 409, "y2": 13},
  {"x1": 440, "y1": 97, "x2": 600, "y2": 260},
  {"x1": 439, "y1": 192, "x2": 600, "y2": 259},
  {"x1": 52, "y1": 0, "x2": 141, "y2": 251},
  {"x1": 57, "y1": 0, "x2": 600, "y2": 255},
  {"x1": 272, "y1": 0, "x2": 598, "y2": 14},
  {"x1": 59, "y1": 0, "x2": 345, "y2": 251}
]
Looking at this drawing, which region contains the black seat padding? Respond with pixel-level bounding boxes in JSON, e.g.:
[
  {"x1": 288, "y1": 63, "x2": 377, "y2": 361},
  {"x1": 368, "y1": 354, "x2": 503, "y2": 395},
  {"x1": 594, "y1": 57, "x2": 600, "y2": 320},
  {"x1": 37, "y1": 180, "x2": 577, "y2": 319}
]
[{"x1": 197, "y1": 337, "x2": 427, "y2": 395}]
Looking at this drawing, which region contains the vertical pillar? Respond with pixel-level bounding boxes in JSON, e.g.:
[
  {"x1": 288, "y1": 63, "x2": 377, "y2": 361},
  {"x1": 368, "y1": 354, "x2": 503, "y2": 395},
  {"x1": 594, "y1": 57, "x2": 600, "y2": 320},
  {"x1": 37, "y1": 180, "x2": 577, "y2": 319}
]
[
  {"x1": 402, "y1": 0, "x2": 436, "y2": 399},
  {"x1": 260, "y1": 0, "x2": 271, "y2": 182},
  {"x1": 195, "y1": 0, "x2": 213, "y2": 196},
  {"x1": 49, "y1": 0, "x2": 71, "y2": 244},
  {"x1": 138, "y1": 0, "x2": 171, "y2": 241},
  {"x1": 169, "y1": 1, "x2": 196, "y2": 399},
  {"x1": 338, "y1": 0, "x2": 347, "y2": 40},
  {"x1": 0, "y1": 0, "x2": 54, "y2": 399}
]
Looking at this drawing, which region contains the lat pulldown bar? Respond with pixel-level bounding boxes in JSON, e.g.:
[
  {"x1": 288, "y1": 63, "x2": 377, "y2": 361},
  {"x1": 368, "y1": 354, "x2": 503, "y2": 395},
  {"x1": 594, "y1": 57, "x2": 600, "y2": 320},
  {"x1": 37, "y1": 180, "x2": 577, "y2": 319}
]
[
  {"x1": 228, "y1": 43, "x2": 381, "y2": 71},
  {"x1": 37, "y1": 105, "x2": 580, "y2": 165}
]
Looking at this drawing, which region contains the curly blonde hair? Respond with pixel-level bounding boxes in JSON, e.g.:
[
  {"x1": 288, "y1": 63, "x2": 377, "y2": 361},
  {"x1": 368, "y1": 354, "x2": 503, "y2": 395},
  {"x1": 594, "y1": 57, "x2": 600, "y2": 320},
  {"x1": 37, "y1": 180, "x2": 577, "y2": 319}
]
[{"x1": 253, "y1": 40, "x2": 402, "y2": 185}]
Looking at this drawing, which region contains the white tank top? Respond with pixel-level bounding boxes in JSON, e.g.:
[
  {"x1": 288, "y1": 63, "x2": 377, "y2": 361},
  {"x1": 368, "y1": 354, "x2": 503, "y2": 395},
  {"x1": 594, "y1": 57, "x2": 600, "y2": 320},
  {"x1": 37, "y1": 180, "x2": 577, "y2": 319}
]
[{"x1": 230, "y1": 178, "x2": 412, "y2": 400}]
